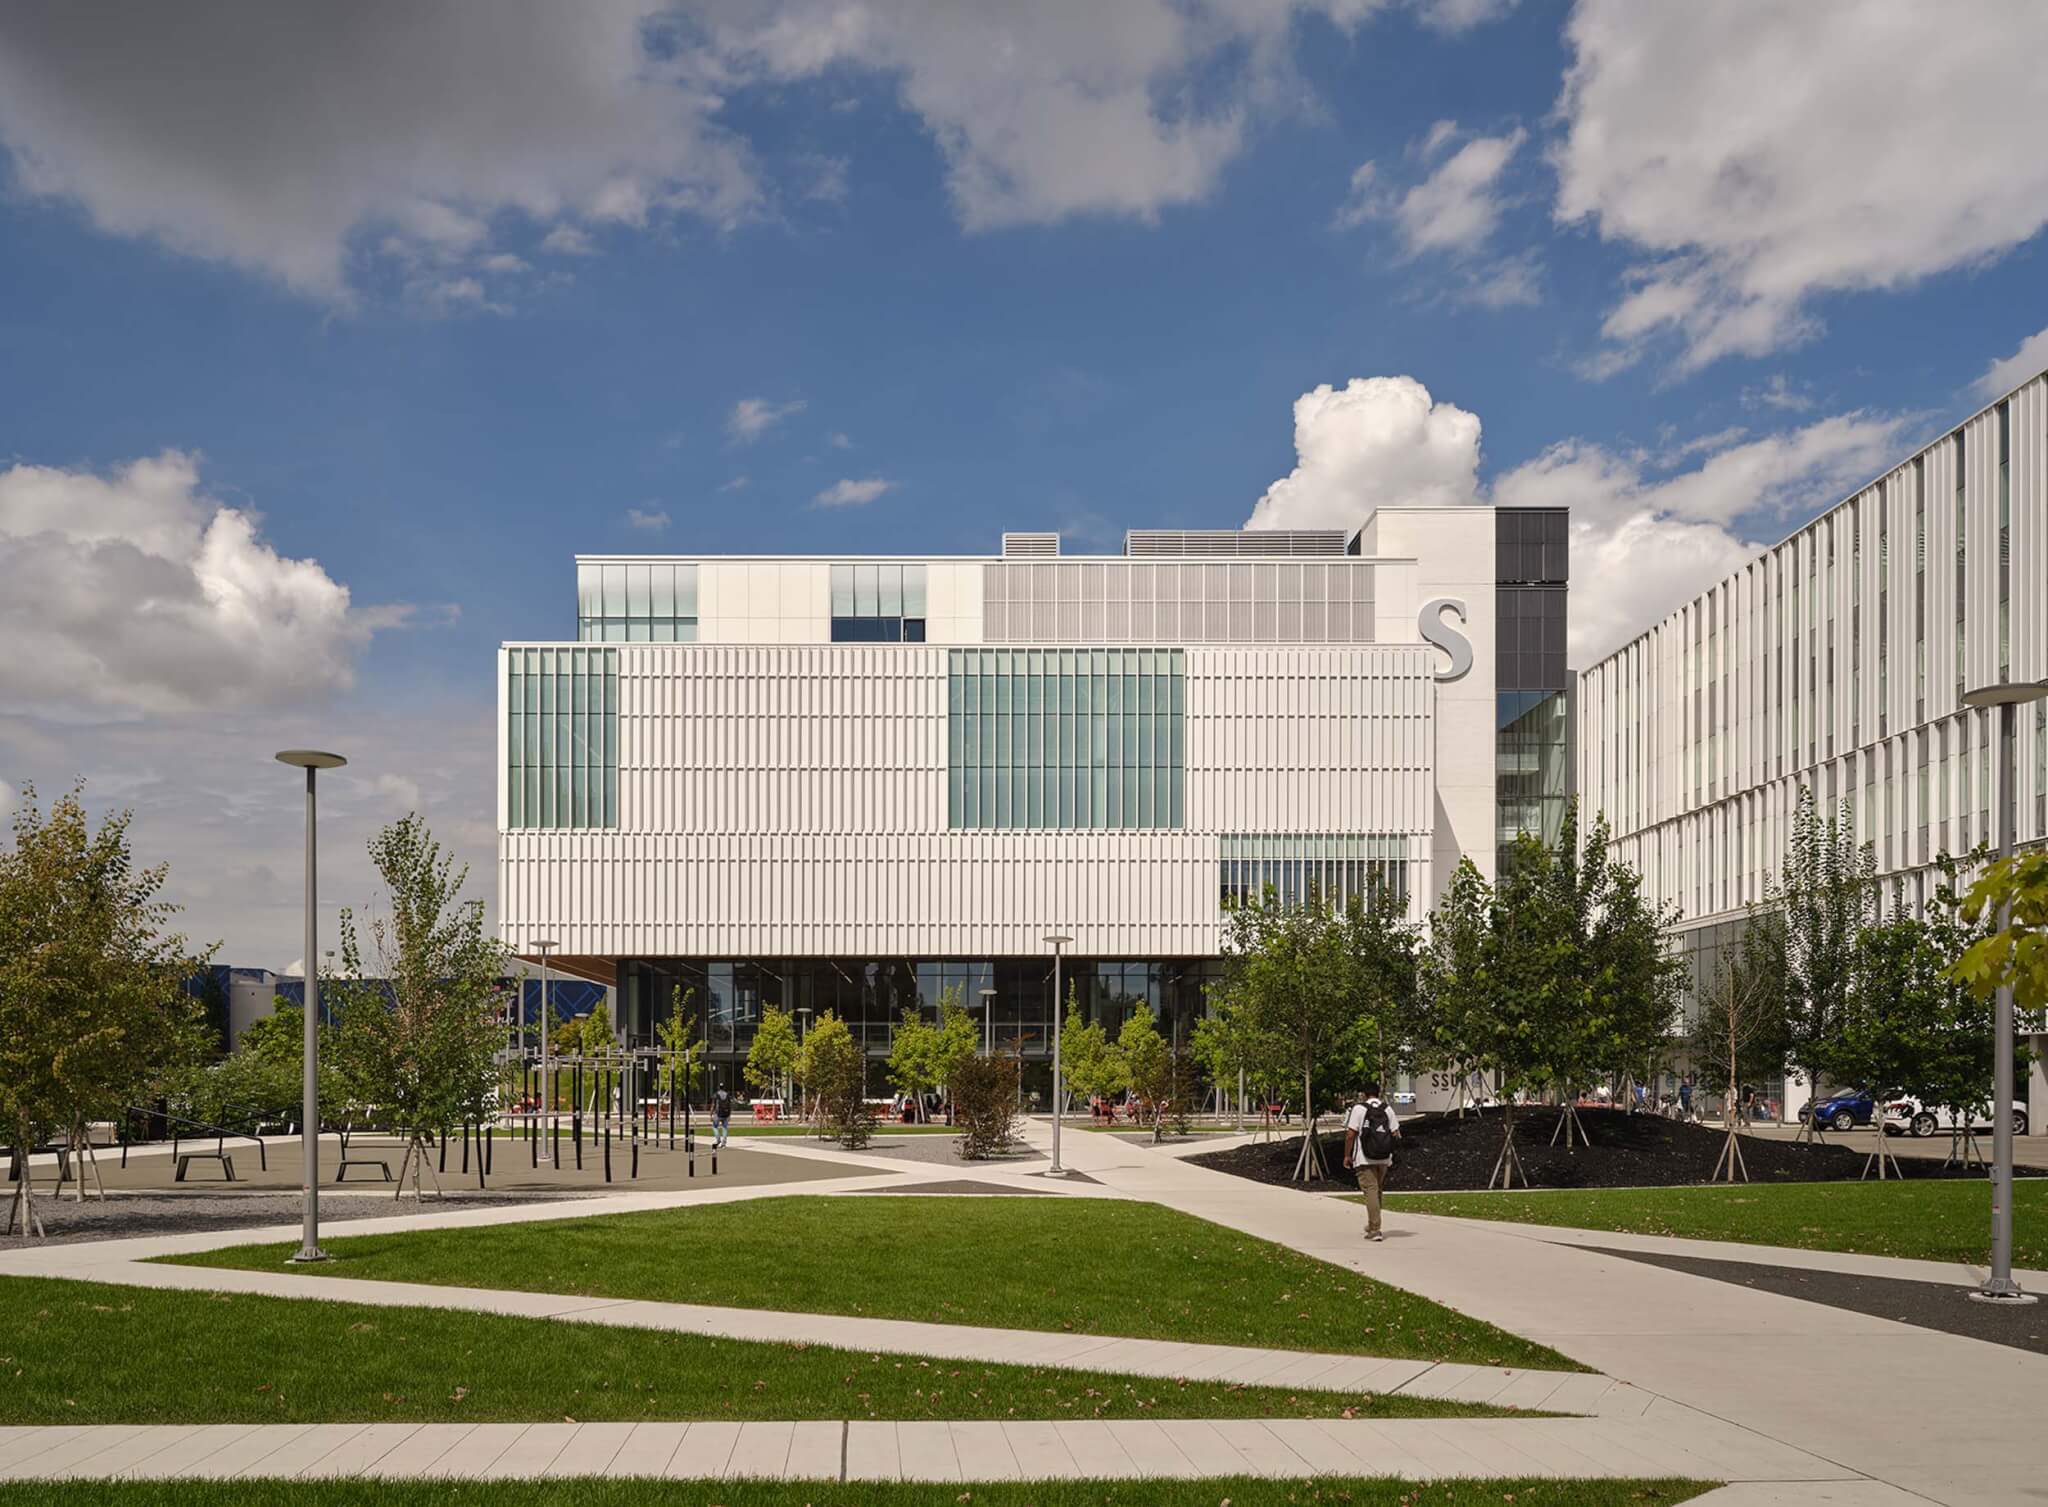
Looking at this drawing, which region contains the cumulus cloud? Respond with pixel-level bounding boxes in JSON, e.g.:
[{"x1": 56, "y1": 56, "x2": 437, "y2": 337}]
[
  {"x1": 1335, "y1": 123, "x2": 1537, "y2": 306},
  {"x1": 1976, "y1": 325, "x2": 2048, "y2": 401},
  {"x1": 697, "y1": 1, "x2": 1378, "y2": 231},
  {"x1": 1244, "y1": 373, "x2": 1913, "y2": 662},
  {"x1": 1493, "y1": 412, "x2": 1913, "y2": 661},
  {"x1": 0, "y1": 452, "x2": 404, "y2": 718},
  {"x1": 0, "y1": 2, "x2": 755, "y2": 300},
  {"x1": 1555, "y1": 1, "x2": 2048, "y2": 375},
  {"x1": 1245, "y1": 377, "x2": 1483, "y2": 531},
  {"x1": 624, "y1": 506, "x2": 672, "y2": 531},
  {"x1": 539, "y1": 224, "x2": 598, "y2": 257},
  {"x1": 727, "y1": 397, "x2": 807, "y2": 444},
  {"x1": 1410, "y1": 0, "x2": 1518, "y2": 31},
  {"x1": 813, "y1": 477, "x2": 896, "y2": 508}
]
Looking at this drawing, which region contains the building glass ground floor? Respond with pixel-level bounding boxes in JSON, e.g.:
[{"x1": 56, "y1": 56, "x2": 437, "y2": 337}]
[{"x1": 616, "y1": 954, "x2": 1226, "y2": 1100}]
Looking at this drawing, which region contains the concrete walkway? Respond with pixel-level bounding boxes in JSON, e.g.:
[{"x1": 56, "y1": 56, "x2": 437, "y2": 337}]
[
  {"x1": 1028, "y1": 1119, "x2": 2048, "y2": 1506},
  {"x1": 0, "y1": 1415, "x2": 1854, "y2": 1485}
]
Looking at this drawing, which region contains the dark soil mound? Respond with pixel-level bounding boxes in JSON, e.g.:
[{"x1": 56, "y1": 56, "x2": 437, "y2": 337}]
[{"x1": 1188, "y1": 1106, "x2": 2046, "y2": 1192}]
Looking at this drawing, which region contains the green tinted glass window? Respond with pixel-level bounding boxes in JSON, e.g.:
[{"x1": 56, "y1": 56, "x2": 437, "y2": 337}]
[{"x1": 507, "y1": 647, "x2": 619, "y2": 829}]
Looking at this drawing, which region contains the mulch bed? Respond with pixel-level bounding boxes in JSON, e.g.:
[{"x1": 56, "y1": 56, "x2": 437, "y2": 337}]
[{"x1": 1188, "y1": 1105, "x2": 2048, "y2": 1192}]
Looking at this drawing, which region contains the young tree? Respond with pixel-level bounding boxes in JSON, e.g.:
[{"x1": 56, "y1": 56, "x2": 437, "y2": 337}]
[
  {"x1": 801, "y1": 1011, "x2": 874, "y2": 1148},
  {"x1": 329, "y1": 815, "x2": 506, "y2": 1201},
  {"x1": 745, "y1": 1005, "x2": 801, "y2": 1111},
  {"x1": 886, "y1": 1007, "x2": 942, "y2": 1120},
  {"x1": 1056, "y1": 988, "x2": 1128, "y2": 1111},
  {"x1": 930, "y1": 990, "x2": 981, "y2": 1104},
  {"x1": 1483, "y1": 833, "x2": 1580, "y2": 1181},
  {"x1": 1591, "y1": 855, "x2": 1688, "y2": 1116},
  {"x1": 1952, "y1": 846, "x2": 2048, "y2": 1159},
  {"x1": 1117, "y1": 1003, "x2": 1173, "y2": 1140},
  {"x1": 1415, "y1": 858, "x2": 1495, "y2": 1126},
  {"x1": 0, "y1": 784, "x2": 210, "y2": 1234},
  {"x1": 949, "y1": 1051, "x2": 1021, "y2": 1158},
  {"x1": 654, "y1": 986, "x2": 703, "y2": 1119},
  {"x1": 1338, "y1": 884, "x2": 1422, "y2": 1092},
  {"x1": 1768, "y1": 788, "x2": 1876, "y2": 1142},
  {"x1": 1188, "y1": 994, "x2": 1279, "y2": 1130},
  {"x1": 1217, "y1": 890, "x2": 1356, "y2": 1181},
  {"x1": 1689, "y1": 910, "x2": 1787, "y2": 1183}
]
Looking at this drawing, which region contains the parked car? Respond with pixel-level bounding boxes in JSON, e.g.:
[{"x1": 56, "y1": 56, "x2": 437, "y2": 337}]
[
  {"x1": 1881, "y1": 1097, "x2": 2030, "y2": 1137},
  {"x1": 1801, "y1": 1089, "x2": 1878, "y2": 1132}
]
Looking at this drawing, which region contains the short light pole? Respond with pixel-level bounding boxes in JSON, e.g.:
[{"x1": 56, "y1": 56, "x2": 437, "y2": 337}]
[
  {"x1": 275, "y1": 749, "x2": 346, "y2": 1264},
  {"x1": 979, "y1": 987, "x2": 996, "y2": 1057},
  {"x1": 1961, "y1": 679, "x2": 2048, "y2": 1306},
  {"x1": 1044, "y1": 935, "x2": 1073, "y2": 1176},
  {"x1": 530, "y1": 940, "x2": 558, "y2": 1162}
]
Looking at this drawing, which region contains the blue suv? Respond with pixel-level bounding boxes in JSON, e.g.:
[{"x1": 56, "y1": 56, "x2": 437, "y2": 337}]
[{"x1": 1802, "y1": 1089, "x2": 1877, "y2": 1131}]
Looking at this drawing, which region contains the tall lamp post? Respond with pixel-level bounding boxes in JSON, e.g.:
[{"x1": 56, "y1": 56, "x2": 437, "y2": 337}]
[
  {"x1": 275, "y1": 749, "x2": 346, "y2": 1264},
  {"x1": 1960, "y1": 679, "x2": 2048, "y2": 1306},
  {"x1": 979, "y1": 987, "x2": 997, "y2": 1057},
  {"x1": 529, "y1": 940, "x2": 558, "y2": 1162},
  {"x1": 1044, "y1": 935, "x2": 1073, "y2": 1176}
]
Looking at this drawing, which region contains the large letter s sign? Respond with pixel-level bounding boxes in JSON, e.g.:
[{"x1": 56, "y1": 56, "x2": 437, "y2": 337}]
[{"x1": 1419, "y1": 597, "x2": 1472, "y2": 681}]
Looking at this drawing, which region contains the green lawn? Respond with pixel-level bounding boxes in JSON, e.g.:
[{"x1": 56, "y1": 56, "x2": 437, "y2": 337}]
[
  {"x1": 1, "y1": 1482, "x2": 1714, "y2": 1507},
  {"x1": 0, "y1": 1276, "x2": 1528, "y2": 1426},
  {"x1": 167, "y1": 1195, "x2": 1577, "y2": 1370},
  {"x1": 1381, "y1": 1179, "x2": 2048, "y2": 1267}
]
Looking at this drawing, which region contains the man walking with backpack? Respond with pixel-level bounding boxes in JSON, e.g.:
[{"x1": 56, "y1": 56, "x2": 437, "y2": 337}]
[{"x1": 1343, "y1": 1082, "x2": 1401, "y2": 1242}]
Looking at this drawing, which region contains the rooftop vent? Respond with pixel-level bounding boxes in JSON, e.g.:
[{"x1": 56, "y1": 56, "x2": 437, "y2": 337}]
[
  {"x1": 1123, "y1": 529, "x2": 1350, "y2": 558},
  {"x1": 1001, "y1": 532, "x2": 1060, "y2": 557}
]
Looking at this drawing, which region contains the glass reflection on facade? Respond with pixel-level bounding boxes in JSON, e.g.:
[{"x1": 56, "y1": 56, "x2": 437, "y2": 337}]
[
  {"x1": 506, "y1": 647, "x2": 618, "y2": 828},
  {"x1": 1495, "y1": 508, "x2": 1570, "y2": 848},
  {"x1": 577, "y1": 561, "x2": 698, "y2": 642},
  {"x1": 1218, "y1": 834, "x2": 1411, "y2": 910},
  {"x1": 830, "y1": 562, "x2": 927, "y2": 642},
  {"x1": 615, "y1": 954, "x2": 1224, "y2": 1096},
  {"x1": 947, "y1": 648, "x2": 1185, "y2": 829}
]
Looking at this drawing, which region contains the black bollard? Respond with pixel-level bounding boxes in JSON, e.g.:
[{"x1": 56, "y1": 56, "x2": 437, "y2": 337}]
[
  {"x1": 603, "y1": 1120, "x2": 612, "y2": 1184},
  {"x1": 461, "y1": 1123, "x2": 470, "y2": 1175},
  {"x1": 438, "y1": 1129, "x2": 447, "y2": 1174}
]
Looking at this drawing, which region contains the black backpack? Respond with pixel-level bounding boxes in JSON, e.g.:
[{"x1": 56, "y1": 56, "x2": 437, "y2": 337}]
[{"x1": 1361, "y1": 1102, "x2": 1395, "y2": 1160}]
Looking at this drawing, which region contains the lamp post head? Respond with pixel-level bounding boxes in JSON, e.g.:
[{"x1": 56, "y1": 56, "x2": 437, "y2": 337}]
[
  {"x1": 1960, "y1": 680, "x2": 2048, "y2": 710},
  {"x1": 275, "y1": 749, "x2": 348, "y2": 770},
  {"x1": 1042, "y1": 934, "x2": 1074, "y2": 948},
  {"x1": 527, "y1": 940, "x2": 559, "y2": 956}
]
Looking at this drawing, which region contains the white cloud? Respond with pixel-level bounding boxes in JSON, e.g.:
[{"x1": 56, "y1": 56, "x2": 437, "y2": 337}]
[
  {"x1": 1243, "y1": 372, "x2": 1912, "y2": 663},
  {"x1": 1494, "y1": 409, "x2": 1913, "y2": 662},
  {"x1": 718, "y1": 475, "x2": 752, "y2": 493},
  {"x1": 1245, "y1": 376, "x2": 1483, "y2": 531},
  {"x1": 1, "y1": 695, "x2": 498, "y2": 971},
  {"x1": 1455, "y1": 247, "x2": 1542, "y2": 309},
  {"x1": 727, "y1": 397, "x2": 807, "y2": 444},
  {"x1": 1555, "y1": 0, "x2": 2048, "y2": 374},
  {"x1": 1391, "y1": 124, "x2": 1525, "y2": 255},
  {"x1": 0, "y1": 452, "x2": 408, "y2": 719},
  {"x1": 0, "y1": 2, "x2": 755, "y2": 300},
  {"x1": 827, "y1": 432, "x2": 853, "y2": 450},
  {"x1": 813, "y1": 477, "x2": 896, "y2": 508},
  {"x1": 624, "y1": 506, "x2": 672, "y2": 531},
  {"x1": 1410, "y1": 0, "x2": 1517, "y2": 32},
  {"x1": 540, "y1": 224, "x2": 598, "y2": 257},
  {"x1": 1741, "y1": 374, "x2": 1815, "y2": 414},
  {"x1": 1331, "y1": 162, "x2": 1377, "y2": 231},
  {"x1": 1976, "y1": 325, "x2": 2048, "y2": 401},
  {"x1": 700, "y1": 1, "x2": 1378, "y2": 231}
]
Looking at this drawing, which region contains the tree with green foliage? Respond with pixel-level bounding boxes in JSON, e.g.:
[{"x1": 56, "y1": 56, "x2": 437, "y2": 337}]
[
  {"x1": 1056, "y1": 984, "x2": 1128, "y2": 1111},
  {"x1": 1484, "y1": 832, "x2": 1582, "y2": 1176},
  {"x1": 1337, "y1": 884, "x2": 1422, "y2": 1092},
  {"x1": 1216, "y1": 888, "x2": 1357, "y2": 1180},
  {"x1": 329, "y1": 814, "x2": 506, "y2": 1200},
  {"x1": 800, "y1": 1010, "x2": 874, "y2": 1148},
  {"x1": 745, "y1": 1005, "x2": 800, "y2": 1110},
  {"x1": 1765, "y1": 787, "x2": 1876, "y2": 1141},
  {"x1": 1414, "y1": 857, "x2": 1495, "y2": 1120},
  {"x1": 1586, "y1": 840, "x2": 1688, "y2": 1115},
  {"x1": 1117, "y1": 1003, "x2": 1173, "y2": 1140},
  {"x1": 0, "y1": 783, "x2": 211, "y2": 1234},
  {"x1": 1689, "y1": 913, "x2": 1786, "y2": 1183},
  {"x1": 1952, "y1": 847, "x2": 2048, "y2": 1135},
  {"x1": 1188, "y1": 993, "x2": 1281, "y2": 1128},
  {"x1": 886, "y1": 1007, "x2": 941, "y2": 1119},
  {"x1": 950, "y1": 1050, "x2": 1021, "y2": 1158},
  {"x1": 654, "y1": 986, "x2": 704, "y2": 1114}
]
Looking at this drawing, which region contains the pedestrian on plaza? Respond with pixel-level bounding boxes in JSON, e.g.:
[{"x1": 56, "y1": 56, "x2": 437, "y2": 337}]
[
  {"x1": 1678, "y1": 1074, "x2": 1695, "y2": 1123},
  {"x1": 712, "y1": 1085, "x2": 731, "y2": 1149},
  {"x1": 1342, "y1": 1081, "x2": 1401, "y2": 1242}
]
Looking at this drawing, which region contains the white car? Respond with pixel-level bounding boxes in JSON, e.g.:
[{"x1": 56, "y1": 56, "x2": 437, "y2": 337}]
[{"x1": 1881, "y1": 1097, "x2": 2029, "y2": 1138}]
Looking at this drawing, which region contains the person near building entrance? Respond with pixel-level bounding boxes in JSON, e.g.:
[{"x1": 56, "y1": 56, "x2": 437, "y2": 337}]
[
  {"x1": 1343, "y1": 1082, "x2": 1401, "y2": 1241},
  {"x1": 712, "y1": 1086, "x2": 731, "y2": 1149}
]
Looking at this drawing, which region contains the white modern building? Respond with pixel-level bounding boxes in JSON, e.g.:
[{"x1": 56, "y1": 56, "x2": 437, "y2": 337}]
[
  {"x1": 1578, "y1": 365, "x2": 2048, "y2": 1126},
  {"x1": 497, "y1": 509, "x2": 1568, "y2": 1083}
]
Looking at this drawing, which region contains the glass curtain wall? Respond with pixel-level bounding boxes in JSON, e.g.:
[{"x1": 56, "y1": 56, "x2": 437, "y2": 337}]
[
  {"x1": 947, "y1": 648, "x2": 1185, "y2": 829},
  {"x1": 506, "y1": 647, "x2": 619, "y2": 828},
  {"x1": 1217, "y1": 834, "x2": 1411, "y2": 911},
  {"x1": 830, "y1": 563, "x2": 927, "y2": 642},
  {"x1": 577, "y1": 562, "x2": 698, "y2": 642}
]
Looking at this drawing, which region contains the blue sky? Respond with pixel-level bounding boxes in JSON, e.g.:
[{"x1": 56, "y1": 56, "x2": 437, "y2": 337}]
[{"x1": 2, "y1": 1, "x2": 2046, "y2": 965}]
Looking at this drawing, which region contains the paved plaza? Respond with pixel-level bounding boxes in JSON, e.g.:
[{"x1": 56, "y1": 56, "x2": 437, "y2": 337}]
[{"x1": 2, "y1": 1123, "x2": 2043, "y2": 1503}]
